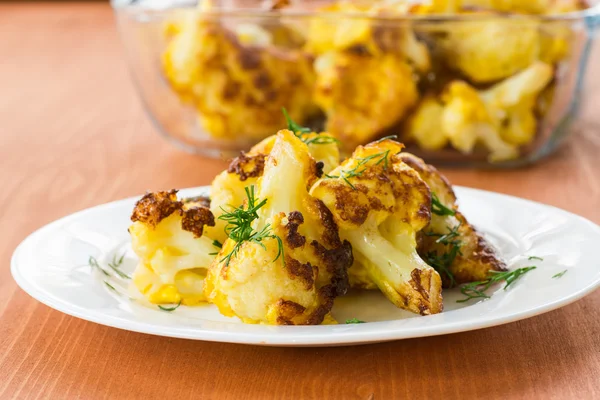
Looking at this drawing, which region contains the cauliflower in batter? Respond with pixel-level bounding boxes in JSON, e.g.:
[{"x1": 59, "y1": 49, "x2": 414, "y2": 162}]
[
  {"x1": 209, "y1": 121, "x2": 340, "y2": 243},
  {"x1": 406, "y1": 62, "x2": 554, "y2": 161},
  {"x1": 314, "y1": 51, "x2": 419, "y2": 150},
  {"x1": 398, "y1": 152, "x2": 506, "y2": 287},
  {"x1": 310, "y1": 139, "x2": 443, "y2": 315},
  {"x1": 163, "y1": 15, "x2": 316, "y2": 142},
  {"x1": 129, "y1": 190, "x2": 218, "y2": 305},
  {"x1": 437, "y1": 18, "x2": 541, "y2": 84},
  {"x1": 204, "y1": 130, "x2": 352, "y2": 324}
]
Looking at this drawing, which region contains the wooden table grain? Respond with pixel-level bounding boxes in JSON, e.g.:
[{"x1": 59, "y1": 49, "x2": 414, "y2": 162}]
[{"x1": 1, "y1": 3, "x2": 599, "y2": 399}]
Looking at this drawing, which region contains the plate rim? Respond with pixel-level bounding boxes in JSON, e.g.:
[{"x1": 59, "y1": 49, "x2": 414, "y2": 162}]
[{"x1": 10, "y1": 185, "x2": 600, "y2": 346}]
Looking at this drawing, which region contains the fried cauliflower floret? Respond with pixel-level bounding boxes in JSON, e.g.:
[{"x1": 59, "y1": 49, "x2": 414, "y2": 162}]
[
  {"x1": 306, "y1": 2, "x2": 431, "y2": 72},
  {"x1": 405, "y1": 85, "x2": 515, "y2": 160},
  {"x1": 408, "y1": 62, "x2": 553, "y2": 161},
  {"x1": 209, "y1": 129, "x2": 340, "y2": 242},
  {"x1": 405, "y1": 96, "x2": 448, "y2": 151},
  {"x1": 304, "y1": 2, "x2": 373, "y2": 55},
  {"x1": 310, "y1": 139, "x2": 443, "y2": 315},
  {"x1": 314, "y1": 51, "x2": 419, "y2": 150},
  {"x1": 204, "y1": 130, "x2": 352, "y2": 325},
  {"x1": 129, "y1": 190, "x2": 218, "y2": 305},
  {"x1": 304, "y1": 1, "x2": 430, "y2": 149},
  {"x1": 163, "y1": 15, "x2": 316, "y2": 142},
  {"x1": 483, "y1": 61, "x2": 554, "y2": 145},
  {"x1": 398, "y1": 153, "x2": 507, "y2": 287},
  {"x1": 441, "y1": 81, "x2": 520, "y2": 161},
  {"x1": 438, "y1": 18, "x2": 540, "y2": 84}
]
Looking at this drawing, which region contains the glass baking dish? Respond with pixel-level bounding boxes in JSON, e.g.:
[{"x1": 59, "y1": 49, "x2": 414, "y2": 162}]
[{"x1": 112, "y1": 0, "x2": 600, "y2": 166}]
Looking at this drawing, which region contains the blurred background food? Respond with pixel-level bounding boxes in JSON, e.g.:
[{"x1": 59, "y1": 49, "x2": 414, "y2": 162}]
[{"x1": 113, "y1": 0, "x2": 599, "y2": 165}]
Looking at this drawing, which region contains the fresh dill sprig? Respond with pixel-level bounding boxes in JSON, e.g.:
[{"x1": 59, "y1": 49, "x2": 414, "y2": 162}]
[
  {"x1": 431, "y1": 193, "x2": 455, "y2": 217},
  {"x1": 427, "y1": 250, "x2": 458, "y2": 287},
  {"x1": 457, "y1": 266, "x2": 537, "y2": 303},
  {"x1": 158, "y1": 300, "x2": 182, "y2": 312},
  {"x1": 427, "y1": 193, "x2": 459, "y2": 283},
  {"x1": 302, "y1": 135, "x2": 340, "y2": 145},
  {"x1": 325, "y1": 150, "x2": 391, "y2": 190},
  {"x1": 424, "y1": 223, "x2": 461, "y2": 245},
  {"x1": 89, "y1": 256, "x2": 110, "y2": 277},
  {"x1": 104, "y1": 281, "x2": 119, "y2": 294},
  {"x1": 107, "y1": 252, "x2": 130, "y2": 280},
  {"x1": 346, "y1": 318, "x2": 366, "y2": 324},
  {"x1": 282, "y1": 108, "x2": 339, "y2": 146},
  {"x1": 424, "y1": 223, "x2": 462, "y2": 288},
  {"x1": 282, "y1": 107, "x2": 310, "y2": 134},
  {"x1": 528, "y1": 256, "x2": 544, "y2": 261},
  {"x1": 218, "y1": 186, "x2": 284, "y2": 267},
  {"x1": 552, "y1": 270, "x2": 567, "y2": 279},
  {"x1": 209, "y1": 239, "x2": 223, "y2": 256},
  {"x1": 371, "y1": 135, "x2": 398, "y2": 144}
]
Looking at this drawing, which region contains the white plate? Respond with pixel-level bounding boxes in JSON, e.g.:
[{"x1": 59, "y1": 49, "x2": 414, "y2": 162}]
[{"x1": 11, "y1": 186, "x2": 600, "y2": 346}]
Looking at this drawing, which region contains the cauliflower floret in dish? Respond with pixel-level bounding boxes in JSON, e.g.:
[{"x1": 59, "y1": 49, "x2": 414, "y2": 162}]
[
  {"x1": 129, "y1": 190, "x2": 218, "y2": 305},
  {"x1": 306, "y1": 1, "x2": 429, "y2": 149},
  {"x1": 163, "y1": 15, "x2": 316, "y2": 142},
  {"x1": 204, "y1": 130, "x2": 352, "y2": 325},
  {"x1": 405, "y1": 62, "x2": 554, "y2": 161},
  {"x1": 310, "y1": 139, "x2": 443, "y2": 315},
  {"x1": 437, "y1": 18, "x2": 541, "y2": 84},
  {"x1": 305, "y1": 2, "x2": 431, "y2": 72},
  {"x1": 405, "y1": 96, "x2": 448, "y2": 151},
  {"x1": 314, "y1": 51, "x2": 419, "y2": 150}
]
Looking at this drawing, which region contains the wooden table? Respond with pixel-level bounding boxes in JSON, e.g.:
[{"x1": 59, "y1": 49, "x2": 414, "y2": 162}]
[{"x1": 1, "y1": 3, "x2": 599, "y2": 399}]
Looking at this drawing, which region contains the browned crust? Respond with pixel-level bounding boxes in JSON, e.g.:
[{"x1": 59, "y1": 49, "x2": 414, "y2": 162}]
[
  {"x1": 237, "y1": 48, "x2": 262, "y2": 70},
  {"x1": 315, "y1": 161, "x2": 324, "y2": 179},
  {"x1": 390, "y1": 164, "x2": 432, "y2": 228},
  {"x1": 131, "y1": 190, "x2": 182, "y2": 227},
  {"x1": 409, "y1": 268, "x2": 428, "y2": 301},
  {"x1": 131, "y1": 190, "x2": 215, "y2": 238},
  {"x1": 396, "y1": 152, "x2": 457, "y2": 205},
  {"x1": 310, "y1": 240, "x2": 352, "y2": 298},
  {"x1": 331, "y1": 183, "x2": 372, "y2": 226},
  {"x1": 303, "y1": 285, "x2": 336, "y2": 325},
  {"x1": 454, "y1": 212, "x2": 507, "y2": 276},
  {"x1": 327, "y1": 159, "x2": 429, "y2": 228},
  {"x1": 284, "y1": 211, "x2": 306, "y2": 249},
  {"x1": 275, "y1": 300, "x2": 306, "y2": 325},
  {"x1": 303, "y1": 245, "x2": 354, "y2": 325},
  {"x1": 181, "y1": 207, "x2": 215, "y2": 238},
  {"x1": 314, "y1": 199, "x2": 341, "y2": 248},
  {"x1": 276, "y1": 283, "x2": 345, "y2": 326},
  {"x1": 285, "y1": 257, "x2": 315, "y2": 290},
  {"x1": 227, "y1": 152, "x2": 266, "y2": 182},
  {"x1": 408, "y1": 268, "x2": 443, "y2": 315},
  {"x1": 273, "y1": 199, "x2": 352, "y2": 325},
  {"x1": 310, "y1": 198, "x2": 352, "y2": 298},
  {"x1": 253, "y1": 72, "x2": 272, "y2": 90}
]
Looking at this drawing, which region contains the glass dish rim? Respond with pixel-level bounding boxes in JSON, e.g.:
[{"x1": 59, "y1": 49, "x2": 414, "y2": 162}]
[{"x1": 112, "y1": 0, "x2": 600, "y2": 23}]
